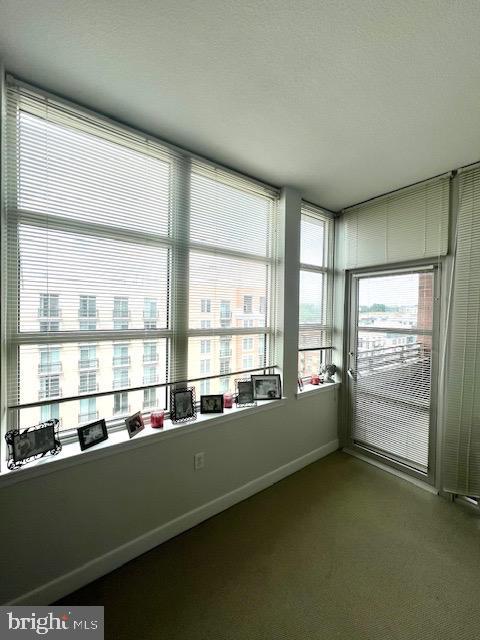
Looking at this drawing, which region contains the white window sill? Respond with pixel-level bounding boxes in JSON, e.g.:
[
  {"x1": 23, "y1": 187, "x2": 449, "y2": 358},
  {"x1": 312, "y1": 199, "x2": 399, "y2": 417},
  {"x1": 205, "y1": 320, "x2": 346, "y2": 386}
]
[
  {"x1": 296, "y1": 381, "x2": 340, "y2": 399},
  {"x1": 0, "y1": 398, "x2": 287, "y2": 488}
]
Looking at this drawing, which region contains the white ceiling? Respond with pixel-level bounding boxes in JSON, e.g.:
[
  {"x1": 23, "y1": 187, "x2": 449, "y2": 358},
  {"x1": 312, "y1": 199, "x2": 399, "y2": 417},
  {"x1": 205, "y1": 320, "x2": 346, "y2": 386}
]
[{"x1": 1, "y1": 0, "x2": 480, "y2": 211}]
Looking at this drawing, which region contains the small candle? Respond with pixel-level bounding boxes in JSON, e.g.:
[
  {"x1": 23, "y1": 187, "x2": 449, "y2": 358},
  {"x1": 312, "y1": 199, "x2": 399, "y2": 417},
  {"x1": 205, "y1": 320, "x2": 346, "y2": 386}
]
[
  {"x1": 223, "y1": 393, "x2": 233, "y2": 409},
  {"x1": 311, "y1": 374, "x2": 320, "y2": 385},
  {"x1": 150, "y1": 410, "x2": 165, "y2": 429}
]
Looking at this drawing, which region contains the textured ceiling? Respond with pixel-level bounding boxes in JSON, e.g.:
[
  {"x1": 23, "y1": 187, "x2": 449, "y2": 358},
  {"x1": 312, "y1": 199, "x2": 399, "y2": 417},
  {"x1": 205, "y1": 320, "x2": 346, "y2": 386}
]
[{"x1": 1, "y1": 0, "x2": 480, "y2": 210}]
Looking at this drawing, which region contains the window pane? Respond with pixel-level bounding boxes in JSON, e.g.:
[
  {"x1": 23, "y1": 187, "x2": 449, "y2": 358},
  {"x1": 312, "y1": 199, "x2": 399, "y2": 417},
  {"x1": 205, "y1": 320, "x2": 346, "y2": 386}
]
[
  {"x1": 17, "y1": 225, "x2": 169, "y2": 332},
  {"x1": 190, "y1": 170, "x2": 271, "y2": 256},
  {"x1": 299, "y1": 271, "x2": 326, "y2": 325},
  {"x1": 189, "y1": 252, "x2": 268, "y2": 329},
  {"x1": 358, "y1": 272, "x2": 434, "y2": 331},
  {"x1": 15, "y1": 339, "x2": 167, "y2": 431},
  {"x1": 18, "y1": 111, "x2": 170, "y2": 235},
  {"x1": 188, "y1": 334, "x2": 268, "y2": 394},
  {"x1": 298, "y1": 350, "x2": 329, "y2": 379},
  {"x1": 300, "y1": 215, "x2": 327, "y2": 267}
]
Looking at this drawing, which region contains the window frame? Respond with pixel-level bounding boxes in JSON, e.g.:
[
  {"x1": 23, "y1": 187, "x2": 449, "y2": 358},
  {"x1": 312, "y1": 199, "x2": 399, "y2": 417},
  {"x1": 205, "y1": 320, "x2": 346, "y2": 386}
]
[
  {"x1": 298, "y1": 203, "x2": 334, "y2": 382},
  {"x1": 2, "y1": 77, "x2": 280, "y2": 456}
]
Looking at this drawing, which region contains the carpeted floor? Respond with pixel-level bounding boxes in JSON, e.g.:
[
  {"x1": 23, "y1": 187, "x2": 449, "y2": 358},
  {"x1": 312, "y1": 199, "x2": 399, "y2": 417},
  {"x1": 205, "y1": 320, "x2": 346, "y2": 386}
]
[{"x1": 56, "y1": 452, "x2": 480, "y2": 639}]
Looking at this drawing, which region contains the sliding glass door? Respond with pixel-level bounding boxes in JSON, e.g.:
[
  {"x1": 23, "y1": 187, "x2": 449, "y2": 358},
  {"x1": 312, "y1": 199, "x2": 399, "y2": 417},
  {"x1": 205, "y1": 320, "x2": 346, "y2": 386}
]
[{"x1": 348, "y1": 266, "x2": 439, "y2": 480}]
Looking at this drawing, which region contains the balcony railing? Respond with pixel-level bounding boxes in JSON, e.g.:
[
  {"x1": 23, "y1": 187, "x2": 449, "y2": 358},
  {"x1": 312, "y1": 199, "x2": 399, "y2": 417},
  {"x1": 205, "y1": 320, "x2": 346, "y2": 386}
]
[
  {"x1": 219, "y1": 349, "x2": 232, "y2": 357},
  {"x1": 38, "y1": 362, "x2": 62, "y2": 374},
  {"x1": 78, "y1": 383, "x2": 99, "y2": 394},
  {"x1": 143, "y1": 353, "x2": 159, "y2": 363},
  {"x1": 113, "y1": 378, "x2": 130, "y2": 389},
  {"x1": 78, "y1": 309, "x2": 99, "y2": 318},
  {"x1": 78, "y1": 411, "x2": 99, "y2": 424},
  {"x1": 78, "y1": 358, "x2": 99, "y2": 370},
  {"x1": 143, "y1": 376, "x2": 158, "y2": 385},
  {"x1": 39, "y1": 388, "x2": 61, "y2": 400},
  {"x1": 357, "y1": 343, "x2": 428, "y2": 375},
  {"x1": 220, "y1": 311, "x2": 232, "y2": 319},
  {"x1": 112, "y1": 356, "x2": 131, "y2": 366},
  {"x1": 38, "y1": 309, "x2": 61, "y2": 318},
  {"x1": 113, "y1": 310, "x2": 131, "y2": 319}
]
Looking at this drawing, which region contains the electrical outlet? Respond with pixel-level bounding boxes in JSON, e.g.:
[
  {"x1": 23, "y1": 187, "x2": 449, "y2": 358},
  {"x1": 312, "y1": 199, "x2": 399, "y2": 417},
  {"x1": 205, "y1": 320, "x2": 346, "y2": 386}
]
[{"x1": 194, "y1": 452, "x2": 205, "y2": 471}]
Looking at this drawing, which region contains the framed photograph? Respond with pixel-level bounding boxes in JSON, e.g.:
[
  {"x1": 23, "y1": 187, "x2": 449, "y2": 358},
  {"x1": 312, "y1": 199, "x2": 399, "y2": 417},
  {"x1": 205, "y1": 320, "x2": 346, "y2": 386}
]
[
  {"x1": 171, "y1": 387, "x2": 196, "y2": 423},
  {"x1": 125, "y1": 411, "x2": 145, "y2": 439},
  {"x1": 77, "y1": 418, "x2": 108, "y2": 451},
  {"x1": 251, "y1": 374, "x2": 282, "y2": 400},
  {"x1": 5, "y1": 420, "x2": 61, "y2": 470},
  {"x1": 200, "y1": 394, "x2": 224, "y2": 414},
  {"x1": 236, "y1": 379, "x2": 255, "y2": 407}
]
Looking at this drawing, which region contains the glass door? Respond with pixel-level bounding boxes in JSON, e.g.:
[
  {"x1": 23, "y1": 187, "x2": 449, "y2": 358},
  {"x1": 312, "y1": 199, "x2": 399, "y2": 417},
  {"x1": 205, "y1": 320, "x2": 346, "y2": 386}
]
[{"x1": 348, "y1": 266, "x2": 438, "y2": 480}]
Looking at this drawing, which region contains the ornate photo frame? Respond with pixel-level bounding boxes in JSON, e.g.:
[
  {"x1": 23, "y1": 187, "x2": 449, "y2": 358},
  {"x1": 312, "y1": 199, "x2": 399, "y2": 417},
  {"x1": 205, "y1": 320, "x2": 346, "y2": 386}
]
[
  {"x1": 170, "y1": 387, "x2": 197, "y2": 423},
  {"x1": 235, "y1": 378, "x2": 256, "y2": 407},
  {"x1": 5, "y1": 419, "x2": 62, "y2": 470}
]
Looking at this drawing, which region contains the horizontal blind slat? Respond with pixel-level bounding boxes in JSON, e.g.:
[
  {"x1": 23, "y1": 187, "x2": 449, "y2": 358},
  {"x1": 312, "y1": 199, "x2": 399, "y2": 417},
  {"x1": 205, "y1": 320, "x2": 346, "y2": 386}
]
[
  {"x1": 5, "y1": 78, "x2": 279, "y2": 433},
  {"x1": 343, "y1": 177, "x2": 450, "y2": 269}
]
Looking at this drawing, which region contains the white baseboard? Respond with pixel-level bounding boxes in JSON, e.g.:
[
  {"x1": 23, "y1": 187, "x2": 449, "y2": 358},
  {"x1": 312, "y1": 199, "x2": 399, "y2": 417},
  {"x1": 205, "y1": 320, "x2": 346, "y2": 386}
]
[{"x1": 8, "y1": 438, "x2": 338, "y2": 606}]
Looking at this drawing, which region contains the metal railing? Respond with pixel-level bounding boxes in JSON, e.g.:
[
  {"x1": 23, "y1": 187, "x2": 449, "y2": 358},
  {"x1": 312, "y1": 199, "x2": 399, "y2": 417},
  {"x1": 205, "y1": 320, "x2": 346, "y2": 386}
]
[
  {"x1": 38, "y1": 362, "x2": 62, "y2": 374},
  {"x1": 113, "y1": 378, "x2": 130, "y2": 389},
  {"x1": 357, "y1": 343, "x2": 429, "y2": 375},
  {"x1": 78, "y1": 358, "x2": 99, "y2": 370},
  {"x1": 39, "y1": 388, "x2": 61, "y2": 400},
  {"x1": 79, "y1": 383, "x2": 99, "y2": 394}
]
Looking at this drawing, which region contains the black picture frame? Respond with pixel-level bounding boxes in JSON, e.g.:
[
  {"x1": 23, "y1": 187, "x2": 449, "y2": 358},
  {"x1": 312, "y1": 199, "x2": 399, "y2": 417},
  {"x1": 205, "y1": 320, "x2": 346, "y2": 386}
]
[
  {"x1": 125, "y1": 411, "x2": 145, "y2": 439},
  {"x1": 200, "y1": 394, "x2": 224, "y2": 414},
  {"x1": 251, "y1": 374, "x2": 282, "y2": 400},
  {"x1": 171, "y1": 387, "x2": 197, "y2": 423},
  {"x1": 77, "y1": 418, "x2": 108, "y2": 451},
  {"x1": 235, "y1": 379, "x2": 255, "y2": 407},
  {"x1": 5, "y1": 420, "x2": 61, "y2": 470}
]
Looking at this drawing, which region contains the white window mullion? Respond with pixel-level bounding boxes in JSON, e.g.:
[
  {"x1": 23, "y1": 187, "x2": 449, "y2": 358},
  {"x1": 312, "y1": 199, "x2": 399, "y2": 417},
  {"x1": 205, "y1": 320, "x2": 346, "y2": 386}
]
[{"x1": 170, "y1": 155, "x2": 190, "y2": 386}]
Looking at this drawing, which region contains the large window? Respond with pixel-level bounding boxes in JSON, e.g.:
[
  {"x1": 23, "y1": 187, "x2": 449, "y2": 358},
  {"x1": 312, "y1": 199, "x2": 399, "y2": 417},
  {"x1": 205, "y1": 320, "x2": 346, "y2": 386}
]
[
  {"x1": 5, "y1": 79, "x2": 278, "y2": 438},
  {"x1": 298, "y1": 203, "x2": 333, "y2": 380}
]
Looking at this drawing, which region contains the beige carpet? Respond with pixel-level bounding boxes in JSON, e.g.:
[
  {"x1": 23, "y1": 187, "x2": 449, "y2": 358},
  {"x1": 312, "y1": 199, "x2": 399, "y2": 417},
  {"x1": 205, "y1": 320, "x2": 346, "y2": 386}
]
[{"x1": 56, "y1": 452, "x2": 480, "y2": 639}]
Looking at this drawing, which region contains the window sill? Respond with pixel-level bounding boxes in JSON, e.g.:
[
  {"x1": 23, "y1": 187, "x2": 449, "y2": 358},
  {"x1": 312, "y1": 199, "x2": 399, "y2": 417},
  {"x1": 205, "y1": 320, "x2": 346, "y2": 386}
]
[
  {"x1": 296, "y1": 381, "x2": 340, "y2": 399},
  {"x1": 0, "y1": 398, "x2": 287, "y2": 488}
]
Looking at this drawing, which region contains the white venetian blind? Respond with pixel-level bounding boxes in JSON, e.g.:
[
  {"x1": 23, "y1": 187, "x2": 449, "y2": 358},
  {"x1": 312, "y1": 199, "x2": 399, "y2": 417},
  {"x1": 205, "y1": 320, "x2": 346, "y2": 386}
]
[
  {"x1": 5, "y1": 77, "x2": 279, "y2": 433},
  {"x1": 351, "y1": 270, "x2": 435, "y2": 472},
  {"x1": 443, "y1": 166, "x2": 480, "y2": 497},
  {"x1": 187, "y1": 162, "x2": 278, "y2": 390},
  {"x1": 343, "y1": 176, "x2": 450, "y2": 269}
]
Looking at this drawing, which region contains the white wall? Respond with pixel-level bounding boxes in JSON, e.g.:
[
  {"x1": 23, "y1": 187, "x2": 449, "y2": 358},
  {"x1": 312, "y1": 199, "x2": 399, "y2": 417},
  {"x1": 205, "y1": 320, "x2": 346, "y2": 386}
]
[
  {"x1": 0, "y1": 388, "x2": 338, "y2": 605},
  {"x1": 0, "y1": 185, "x2": 339, "y2": 605}
]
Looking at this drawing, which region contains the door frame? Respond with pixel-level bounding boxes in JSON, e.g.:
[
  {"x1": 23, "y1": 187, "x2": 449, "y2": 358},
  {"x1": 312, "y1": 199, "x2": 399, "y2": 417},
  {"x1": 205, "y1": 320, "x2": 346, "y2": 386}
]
[{"x1": 345, "y1": 260, "x2": 442, "y2": 486}]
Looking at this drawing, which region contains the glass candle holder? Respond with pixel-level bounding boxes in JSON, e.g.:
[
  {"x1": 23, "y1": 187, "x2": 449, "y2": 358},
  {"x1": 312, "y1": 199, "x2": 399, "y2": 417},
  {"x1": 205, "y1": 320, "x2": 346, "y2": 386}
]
[
  {"x1": 311, "y1": 374, "x2": 320, "y2": 385},
  {"x1": 223, "y1": 393, "x2": 234, "y2": 409},
  {"x1": 150, "y1": 410, "x2": 165, "y2": 429}
]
